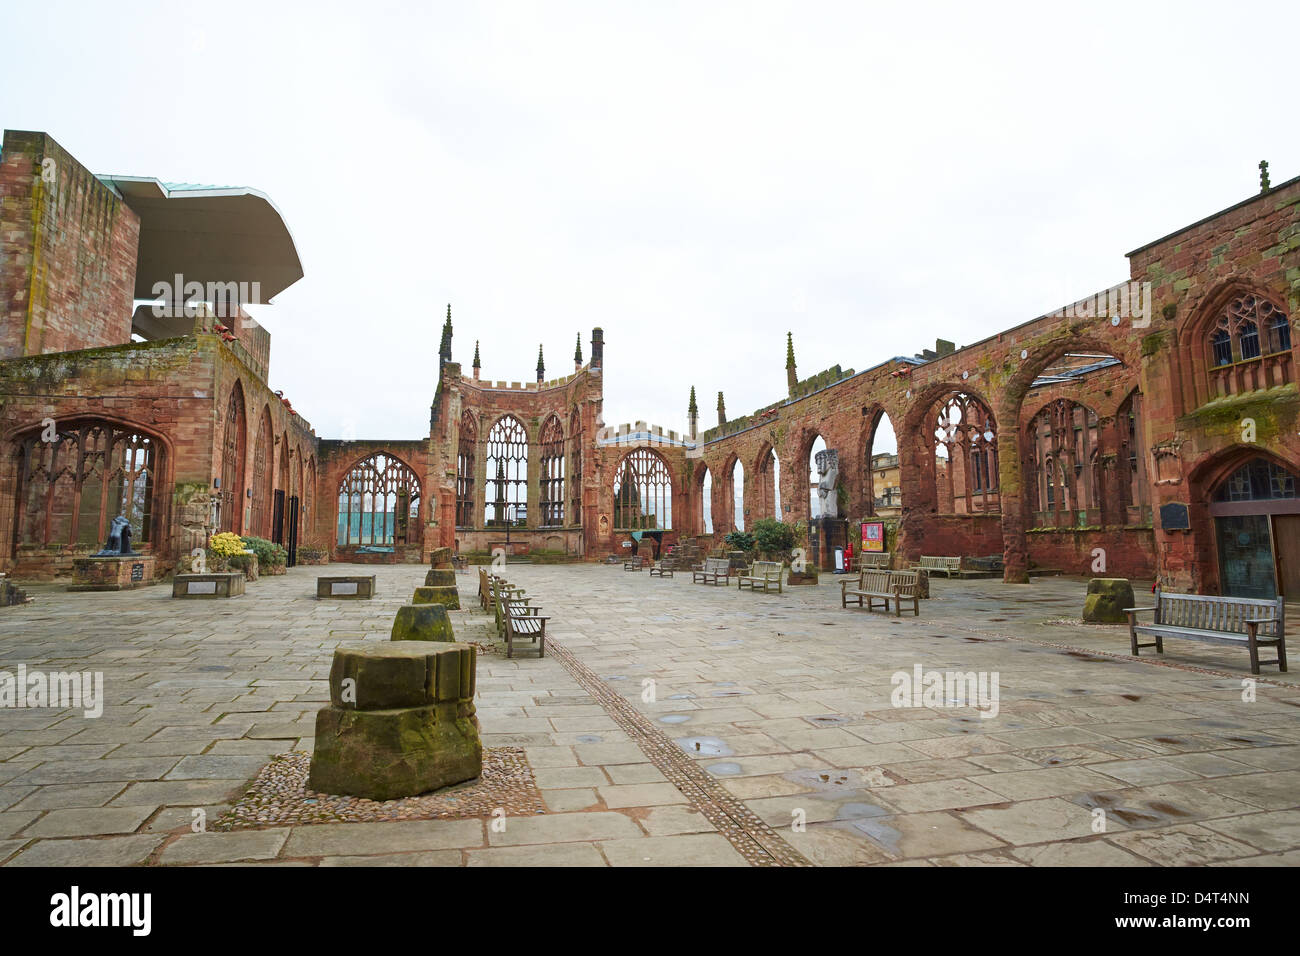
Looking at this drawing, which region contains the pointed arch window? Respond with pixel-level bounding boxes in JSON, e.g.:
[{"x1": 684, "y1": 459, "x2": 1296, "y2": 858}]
[
  {"x1": 539, "y1": 416, "x2": 565, "y2": 526},
  {"x1": 220, "y1": 386, "x2": 246, "y2": 532},
  {"x1": 1207, "y1": 295, "x2": 1293, "y2": 397},
  {"x1": 485, "y1": 415, "x2": 528, "y2": 527},
  {"x1": 569, "y1": 407, "x2": 583, "y2": 526},
  {"x1": 614, "y1": 449, "x2": 672, "y2": 530},
  {"x1": 456, "y1": 412, "x2": 476, "y2": 528},
  {"x1": 337, "y1": 454, "x2": 422, "y2": 546},
  {"x1": 16, "y1": 421, "x2": 162, "y2": 547}
]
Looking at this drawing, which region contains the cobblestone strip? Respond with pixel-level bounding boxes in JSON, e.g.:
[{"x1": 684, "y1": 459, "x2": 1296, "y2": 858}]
[{"x1": 546, "y1": 640, "x2": 812, "y2": 867}]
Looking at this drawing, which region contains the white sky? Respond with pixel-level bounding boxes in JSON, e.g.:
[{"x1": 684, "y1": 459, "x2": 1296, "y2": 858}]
[{"x1": 4, "y1": 1, "x2": 1298, "y2": 449}]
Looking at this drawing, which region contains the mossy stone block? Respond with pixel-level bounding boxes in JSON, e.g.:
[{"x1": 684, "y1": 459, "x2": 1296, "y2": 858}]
[
  {"x1": 391, "y1": 604, "x2": 455, "y2": 643},
  {"x1": 424, "y1": 568, "x2": 457, "y2": 587},
  {"x1": 1083, "y1": 577, "x2": 1135, "y2": 624},
  {"x1": 413, "y1": 585, "x2": 460, "y2": 609},
  {"x1": 328, "y1": 641, "x2": 474, "y2": 709}
]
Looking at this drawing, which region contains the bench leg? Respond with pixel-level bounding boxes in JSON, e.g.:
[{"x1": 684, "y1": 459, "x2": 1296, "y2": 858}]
[
  {"x1": 1128, "y1": 615, "x2": 1139, "y2": 656},
  {"x1": 911, "y1": 595, "x2": 919, "y2": 617},
  {"x1": 1278, "y1": 632, "x2": 1288, "y2": 673},
  {"x1": 1246, "y1": 623, "x2": 1261, "y2": 675}
]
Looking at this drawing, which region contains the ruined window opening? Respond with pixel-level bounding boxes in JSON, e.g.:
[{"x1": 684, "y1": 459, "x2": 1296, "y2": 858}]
[
  {"x1": 539, "y1": 415, "x2": 565, "y2": 526},
  {"x1": 456, "y1": 412, "x2": 476, "y2": 528},
  {"x1": 249, "y1": 411, "x2": 272, "y2": 538},
  {"x1": 614, "y1": 448, "x2": 672, "y2": 530},
  {"x1": 933, "y1": 393, "x2": 998, "y2": 514},
  {"x1": 220, "y1": 386, "x2": 246, "y2": 533},
  {"x1": 485, "y1": 415, "x2": 528, "y2": 527},
  {"x1": 16, "y1": 421, "x2": 161, "y2": 548},
  {"x1": 569, "y1": 407, "x2": 583, "y2": 526},
  {"x1": 336, "y1": 453, "x2": 421, "y2": 547}
]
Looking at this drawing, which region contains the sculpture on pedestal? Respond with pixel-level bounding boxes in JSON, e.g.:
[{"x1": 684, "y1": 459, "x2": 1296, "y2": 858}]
[
  {"x1": 815, "y1": 449, "x2": 840, "y2": 519},
  {"x1": 92, "y1": 516, "x2": 135, "y2": 556}
]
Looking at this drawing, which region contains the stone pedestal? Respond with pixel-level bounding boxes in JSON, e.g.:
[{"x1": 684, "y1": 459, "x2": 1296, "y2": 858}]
[
  {"x1": 424, "y1": 568, "x2": 456, "y2": 587},
  {"x1": 317, "y1": 575, "x2": 376, "y2": 599},
  {"x1": 69, "y1": 554, "x2": 157, "y2": 591},
  {"x1": 173, "y1": 572, "x2": 245, "y2": 598},
  {"x1": 1083, "y1": 578, "x2": 1135, "y2": 623},
  {"x1": 308, "y1": 641, "x2": 482, "y2": 800},
  {"x1": 392, "y1": 605, "x2": 455, "y2": 642},
  {"x1": 809, "y1": 517, "x2": 850, "y2": 572},
  {"x1": 413, "y1": 586, "x2": 461, "y2": 609}
]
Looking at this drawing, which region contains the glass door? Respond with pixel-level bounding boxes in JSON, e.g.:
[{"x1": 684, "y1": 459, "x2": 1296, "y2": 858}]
[{"x1": 1215, "y1": 514, "x2": 1276, "y2": 599}]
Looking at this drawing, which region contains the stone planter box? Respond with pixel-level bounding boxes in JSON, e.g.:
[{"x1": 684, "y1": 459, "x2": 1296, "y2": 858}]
[
  {"x1": 173, "y1": 572, "x2": 245, "y2": 598},
  {"x1": 786, "y1": 570, "x2": 819, "y2": 586},
  {"x1": 69, "y1": 554, "x2": 157, "y2": 592},
  {"x1": 317, "y1": 575, "x2": 376, "y2": 599}
]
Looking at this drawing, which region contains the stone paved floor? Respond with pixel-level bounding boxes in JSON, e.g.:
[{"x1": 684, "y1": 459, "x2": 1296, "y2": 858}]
[{"x1": 0, "y1": 562, "x2": 1298, "y2": 867}]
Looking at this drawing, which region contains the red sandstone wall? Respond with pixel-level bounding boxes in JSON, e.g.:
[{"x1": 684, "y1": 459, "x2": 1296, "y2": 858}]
[{"x1": 0, "y1": 131, "x2": 138, "y2": 360}]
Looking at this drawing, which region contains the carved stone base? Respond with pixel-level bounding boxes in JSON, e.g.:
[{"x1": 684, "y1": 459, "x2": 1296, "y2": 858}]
[{"x1": 68, "y1": 555, "x2": 156, "y2": 591}]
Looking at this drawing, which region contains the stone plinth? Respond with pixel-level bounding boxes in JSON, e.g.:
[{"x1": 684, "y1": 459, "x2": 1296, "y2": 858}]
[
  {"x1": 413, "y1": 585, "x2": 460, "y2": 609},
  {"x1": 172, "y1": 572, "x2": 245, "y2": 598},
  {"x1": 786, "y1": 569, "x2": 819, "y2": 586},
  {"x1": 308, "y1": 641, "x2": 481, "y2": 801},
  {"x1": 392, "y1": 604, "x2": 455, "y2": 642},
  {"x1": 424, "y1": 568, "x2": 457, "y2": 587},
  {"x1": 68, "y1": 555, "x2": 157, "y2": 592},
  {"x1": 428, "y1": 547, "x2": 453, "y2": 568},
  {"x1": 1083, "y1": 578, "x2": 1135, "y2": 624},
  {"x1": 317, "y1": 575, "x2": 376, "y2": 600}
]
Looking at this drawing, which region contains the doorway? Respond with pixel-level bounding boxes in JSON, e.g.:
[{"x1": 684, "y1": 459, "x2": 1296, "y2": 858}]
[{"x1": 1209, "y1": 457, "x2": 1300, "y2": 599}]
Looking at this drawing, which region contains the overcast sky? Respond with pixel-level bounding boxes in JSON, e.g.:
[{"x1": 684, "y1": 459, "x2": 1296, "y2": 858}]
[{"x1": 4, "y1": 1, "x2": 1298, "y2": 455}]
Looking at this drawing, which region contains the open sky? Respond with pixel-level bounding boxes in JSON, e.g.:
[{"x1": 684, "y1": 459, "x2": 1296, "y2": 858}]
[{"x1": 3, "y1": 1, "x2": 1298, "y2": 454}]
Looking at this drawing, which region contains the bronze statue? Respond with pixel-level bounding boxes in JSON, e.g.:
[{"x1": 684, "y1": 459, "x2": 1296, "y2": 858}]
[{"x1": 93, "y1": 516, "x2": 135, "y2": 556}]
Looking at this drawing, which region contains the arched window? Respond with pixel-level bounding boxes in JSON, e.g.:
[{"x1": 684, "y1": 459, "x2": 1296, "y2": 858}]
[
  {"x1": 337, "y1": 453, "x2": 421, "y2": 547},
  {"x1": 732, "y1": 459, "x2": 745, "y2": 531},
  {"x1": 249, "y1": 409, "x2": 273, "y2": 538},
  {"x1": 757, "y1": 447, "x2": 781, "y2": 518},
  {"x1": 16, "y1": 420, "x2": 162, "y2": 547},
  {"x1": 700, "y1": 467, "x2": 714, "y2": 534},
  {"x1": 1028, "y1": 399, "x2": 1099, "y2": 528},
  {"x1": 456, "y1": 411, "x2": 476, "y2": 528},
  {"x1": 1208, "y1": 295, "x2": 1293, "y2": 396},
  {"x1": 540, "y1": 415, "x2": 565, "y2": 526},
  {"x1": 485, "y1": 415, "x2": 528, "y2": 527},
  {"x1": 568, "y1": 407, "x2": 583, "y2": 526},
  {"x1": 220, "y1": 385, "x2": 246, "y2": 532},
  {"x1": 808, "y1": 435, "x2": 828, "y2": 519},
  {"x1": 934, "y1": 393, "x2": 998, "y2": 513},
  {"x1": 614, "y1": 449, "x2": 672, "y2": 530}
]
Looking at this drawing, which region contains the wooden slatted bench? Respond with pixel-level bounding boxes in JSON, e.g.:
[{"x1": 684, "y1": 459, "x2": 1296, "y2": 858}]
[
  {"x1": 693, "y1": 557, "x2": 732, "y2": 585},
  {"x1": 738, "y1": 560, "x2": 784, "y2": 594},
  {"x1": 504, "y1": 599, "x2": 548, "y2": 659},
  {"x1": 624, "y1": 555, "x2": 646, "y2": 571},
  {"x1": 913, "y1": 555, "x2": 961, "y2": 578},
  {"x1": 1126, "y1": 589, "x2": 1287, "y2": 675},
  {"x1": 648, "y1": 557, "x2": 674, "y2": 577},
  {"x1": 854, "y1": 552, "x2": 891, "y2": 571},
  {"x1": 841, "y1": 569, "x2": 920, "y2": 616}
]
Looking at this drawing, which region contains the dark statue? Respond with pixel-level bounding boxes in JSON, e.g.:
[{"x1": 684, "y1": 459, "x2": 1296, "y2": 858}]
[{"x1": 93, "y1": 515, "x2": 135, "y2": 556}]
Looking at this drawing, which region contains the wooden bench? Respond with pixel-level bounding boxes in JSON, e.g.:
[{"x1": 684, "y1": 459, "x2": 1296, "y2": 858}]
[
  {"x1": 854, "y1": 552, "x2": 891, "y2": 571},
  {"x1": 1126, "y1": 589, "x2": 1287, "y2": 675},
  {"x1": 504, "y1": 599, "x2": 548, "y2": 659},
  {"x1": 692, "y1": 557, "x2": 732, "y2": 585},
  {"x1": 623, "y1": 555, "x2": 646, "y2": 571},
  {"x1": 913, "y1": 555, "x2": 961, "y2": 578},
  {"x1": 738, "y1": 560, "x2": 784, "y2": 594},
  {"x1": 490, "y1": 578, "x2": 531, "y2": 638},
  {"x1": 841, "y1": 569, "x2": 920, "y2": 616},
  {"x1": 648, "y1": 557, "x2": 674, "y2": 577}
]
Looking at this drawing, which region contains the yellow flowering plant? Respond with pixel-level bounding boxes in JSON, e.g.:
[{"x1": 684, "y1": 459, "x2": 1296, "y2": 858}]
[{"x1": 209, "y1": 532, "x2": 246, "y2": 557}]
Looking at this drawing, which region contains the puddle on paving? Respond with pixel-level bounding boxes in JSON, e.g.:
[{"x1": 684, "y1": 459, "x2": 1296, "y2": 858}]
[
  {"x1": 575, "y1": 734, "x2": 603, "y2": 743},
  {"x1": 804, "y1": 714, "x2": 851, "y2": 727},
  {"x1": 658, "y1": 714, "x2": 691, "y2": 724},
  {"x1": 707, "y1": 762, "x2": 743, "y2": 776},
  {"x1": 715, "y1": 682, "x2": 737, "y2": 687},
  {"x1": 674, "y1": 736, "x2": 734, "y2": 756},
  {"x1": 835, "y1": 802, "x2": 892, "y2": 821},
  {"x1": 604, "y1": 675, "x2": 627, "y2": 681},
  {"x1": 667, "y1": 693, "x2": 696, "y2": 700},
  {"x1": 848, "y1": 817, "x2": 903, "y2": 854},
  {"x1": 711, "y1": 639, "x2": 744, "y2": 647},
  {"x1": 1073, "y1": 792, "x2": 1189, "y2": 828}
]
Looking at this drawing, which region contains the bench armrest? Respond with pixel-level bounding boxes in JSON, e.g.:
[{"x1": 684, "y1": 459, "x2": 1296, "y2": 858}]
[{"x1": 1122, "y1": 606, "x2": 1155, "y2": 614}]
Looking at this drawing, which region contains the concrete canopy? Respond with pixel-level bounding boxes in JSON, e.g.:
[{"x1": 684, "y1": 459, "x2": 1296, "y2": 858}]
[{"x1": 97, "y1": 176, "x2": 304, "y2": 302}]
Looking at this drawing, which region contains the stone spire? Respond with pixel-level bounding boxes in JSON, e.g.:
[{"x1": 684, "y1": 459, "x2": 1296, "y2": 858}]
[
  {"x1": 537, "y1": 344, "x2": 545, "y2": 382},
  {"x1": 688, "y1": 386, "x2": 699, "y2": 439},
  {"x1": 574, "y1": 333, "x2": 583, "y2": 371},
  {"x1": 472, "y1": 339, "x2": 480, "y2": 380},
  {"x1": 439, "y1": 304, "x2": 453, "y2": 365},
  {"x1": 717, "y1": 390, "x2": 727, "y2": 426},
  {"x1": 786, "y1": 331, "x2": 797, "y2": 394}
]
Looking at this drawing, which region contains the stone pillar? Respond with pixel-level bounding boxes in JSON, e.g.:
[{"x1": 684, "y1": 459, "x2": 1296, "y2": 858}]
[{"x1": 997, "y1": 411, "x2": 1029, "y2": 583}]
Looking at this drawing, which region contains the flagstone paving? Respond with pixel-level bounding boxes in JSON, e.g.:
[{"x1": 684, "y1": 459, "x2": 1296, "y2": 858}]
[{"x1": 0, "y1": 563, "x2": 1297, "y2": 866}]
